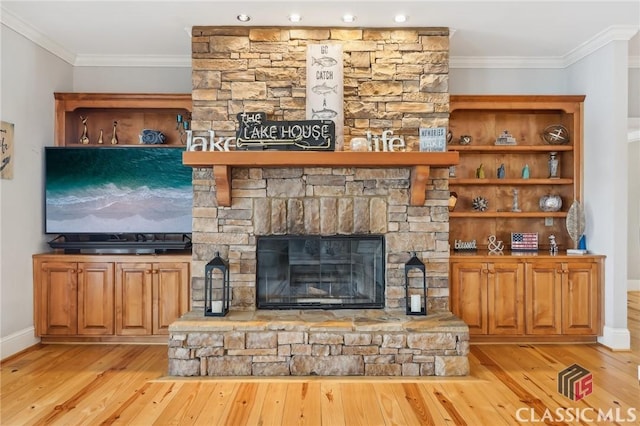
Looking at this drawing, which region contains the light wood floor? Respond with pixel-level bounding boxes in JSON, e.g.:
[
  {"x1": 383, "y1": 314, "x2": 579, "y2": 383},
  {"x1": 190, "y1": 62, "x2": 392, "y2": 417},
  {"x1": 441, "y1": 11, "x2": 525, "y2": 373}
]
[{"x1": 2, "y1": 293, "x2": 639, "y2": 425}]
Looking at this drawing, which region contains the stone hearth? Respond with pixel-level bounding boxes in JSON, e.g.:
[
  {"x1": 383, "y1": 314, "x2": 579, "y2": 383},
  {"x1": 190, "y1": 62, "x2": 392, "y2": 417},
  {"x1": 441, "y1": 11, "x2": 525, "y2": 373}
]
[{"x1": 169, "y1": 310, "x2": 469, "y2": 376}]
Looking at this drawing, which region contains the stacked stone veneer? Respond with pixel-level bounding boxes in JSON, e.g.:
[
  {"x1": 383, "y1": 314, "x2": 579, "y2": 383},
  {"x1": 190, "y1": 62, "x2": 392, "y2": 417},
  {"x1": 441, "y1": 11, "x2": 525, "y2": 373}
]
[{"x1": 169, "y1": 26, "x2": 469, "y2": 377}]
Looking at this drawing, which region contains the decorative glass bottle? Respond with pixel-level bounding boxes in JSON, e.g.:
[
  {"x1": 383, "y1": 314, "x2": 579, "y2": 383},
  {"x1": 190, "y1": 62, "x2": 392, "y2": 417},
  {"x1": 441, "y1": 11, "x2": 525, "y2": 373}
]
[{"x1": 548, "y1": 151, "x2": 559, "y2": 179}]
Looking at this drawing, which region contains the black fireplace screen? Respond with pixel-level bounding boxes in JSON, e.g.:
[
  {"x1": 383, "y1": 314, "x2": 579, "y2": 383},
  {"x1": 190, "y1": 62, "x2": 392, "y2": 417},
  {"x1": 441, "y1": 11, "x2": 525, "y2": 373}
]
[{"x1": 256, "y1": 235, "x2": 384, "y2": 309}]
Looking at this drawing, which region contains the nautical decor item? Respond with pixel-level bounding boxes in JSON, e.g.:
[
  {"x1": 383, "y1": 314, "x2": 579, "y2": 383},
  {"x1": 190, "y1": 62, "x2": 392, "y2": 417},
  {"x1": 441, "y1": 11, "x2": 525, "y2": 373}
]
[
  {"x1": 511, "y1": 232, "x2": 539, "y2": 252},
  {"x1": 472, "y1": 196, "x2": 488, "y2": 212},
  {"x1": 511, "y1": 189, "x2": 521, "y2": 212},
  {"x1": 495, "y1": 130, "x2": 517, "y2": 145},
  {"x1": 566, "y1": 200, "x2": 586, "y2": 253},
  {"x1": 139, "y1": 129, "x2": 167, "y2": 144},
  {"x1": 79, "y1": 116, "x2": 90, "y2": 144},
  {"x1": 205, "y1": 252, "x2": 230, "y2": 317},
  {"x1": 542, "y1": 124, "x2": 570, "y2": 145},
  {"x1": 235, "y1": 112, "x2": 335, "y2": 151},
  {"x1": 521, "y1": 164, "x2": 530, "y2": 179},
  {"x1": 404, "y1": 252, "x2": 427, "y2": 316},
  {"x1": 487, "y1": 235, "x2": 504, "y2": 254},
  {"x1": 549, "y1": 235, "x2": 559, "y2": 255},
  {"x1": 497, "y1": 163, "x2": 506, "y2": 179},
  {"x1": 110, "y1": 121, "x2": 118, "y2": 145},
  {"x1": 476, "y1": 163, "x2": 485, "y2": 178},
  {"x1": 97, "y1": 129, "x2": 104, "y2": 144},
  {"x1": 176, "y1": 114, "x2": 190, "y2": 144},
  {"x1": 548, "y1": 152, "x2": 559, "y2": 178},
  {"x1": 459, "y1": 135, "x2": 472, "y2": 145},
  {"x1": 539, "y1": 194, "x2": 562, "y2": 212}
]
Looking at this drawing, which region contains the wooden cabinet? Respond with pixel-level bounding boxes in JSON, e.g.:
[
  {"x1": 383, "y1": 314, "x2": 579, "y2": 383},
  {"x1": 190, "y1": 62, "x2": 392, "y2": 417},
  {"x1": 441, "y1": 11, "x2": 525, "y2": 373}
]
[
  {"x1": 34, "y1": 253, "x2": 190, "y2": 342},
  {"x1": 448, "y1": 95, "x2": 584, "y2": 251},
  {"x1": 450, "y1": 254, "x2": 603, "y2": 342},
  {"x1": 54, "y1": 93, "x2": 191, "y2": 147},
  {"x1": 451, "y1": 260, "x2": 524, "y2": 335},
  {"x1": 115, "y1": 261, "x2": 189, "y2": 336}
]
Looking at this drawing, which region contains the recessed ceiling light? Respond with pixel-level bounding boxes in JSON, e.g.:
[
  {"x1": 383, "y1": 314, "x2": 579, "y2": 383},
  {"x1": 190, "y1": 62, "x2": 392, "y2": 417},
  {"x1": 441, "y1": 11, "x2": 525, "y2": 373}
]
[
  {"x1": 288, "y1": 13, "x2": 302, "y2": 23},
  {"x1": 237, "y1": 14, "x2": 251, "y2": 22},
  {"x1": 394, "y1": 14, "x2": 408, "y2": 24},
  {"x1": 342, "y1": 14, "x2": 356, "y2": 23}
]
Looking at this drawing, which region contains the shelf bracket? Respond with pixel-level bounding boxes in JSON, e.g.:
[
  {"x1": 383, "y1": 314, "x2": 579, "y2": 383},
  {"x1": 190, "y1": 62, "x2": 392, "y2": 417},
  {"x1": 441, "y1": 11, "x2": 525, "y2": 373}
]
[
  {"x1": 213, "y1": 165, "x2": 231, "y2": 207},
  {"x1": 410, "y1": 165, "x2": 431, "y2": 206}
]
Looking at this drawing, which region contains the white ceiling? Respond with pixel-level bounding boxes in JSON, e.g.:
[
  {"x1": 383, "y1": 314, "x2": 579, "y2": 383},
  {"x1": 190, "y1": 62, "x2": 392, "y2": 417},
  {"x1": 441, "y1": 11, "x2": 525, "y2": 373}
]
[{"x1": 1, "y1": 0, "x2": 639, "y2": 68}]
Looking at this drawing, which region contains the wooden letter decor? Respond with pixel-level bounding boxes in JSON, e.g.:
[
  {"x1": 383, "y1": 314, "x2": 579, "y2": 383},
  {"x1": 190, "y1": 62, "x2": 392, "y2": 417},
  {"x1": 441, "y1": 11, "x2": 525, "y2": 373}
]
[{"x1": 235, "y1": 112, "x2": 335, "y2": 151}]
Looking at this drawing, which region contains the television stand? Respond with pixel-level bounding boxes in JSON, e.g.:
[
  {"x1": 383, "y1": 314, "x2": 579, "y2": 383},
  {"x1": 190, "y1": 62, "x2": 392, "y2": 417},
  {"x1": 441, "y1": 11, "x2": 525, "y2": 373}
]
[{"x1": 48, "y1": 233, "x2": 192, "y2": 254}]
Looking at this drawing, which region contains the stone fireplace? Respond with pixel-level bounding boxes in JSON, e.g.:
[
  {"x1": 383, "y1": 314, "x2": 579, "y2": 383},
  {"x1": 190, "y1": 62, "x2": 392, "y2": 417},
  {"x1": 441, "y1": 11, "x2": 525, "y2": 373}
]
[{"x1": 168, "y1": 26, "x2": 469, "y2": 377}]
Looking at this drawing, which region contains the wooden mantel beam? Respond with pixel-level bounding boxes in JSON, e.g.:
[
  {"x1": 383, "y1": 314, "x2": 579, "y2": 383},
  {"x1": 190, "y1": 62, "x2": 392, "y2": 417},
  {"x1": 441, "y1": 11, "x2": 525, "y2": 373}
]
[{"x1": 183, "y1": 151, "x2": 459, "y2": 207}]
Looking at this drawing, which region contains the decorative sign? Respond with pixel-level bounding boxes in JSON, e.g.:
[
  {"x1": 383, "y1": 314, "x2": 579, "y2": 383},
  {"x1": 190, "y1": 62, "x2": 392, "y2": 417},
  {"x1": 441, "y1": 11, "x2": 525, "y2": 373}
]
[
  {"x1": 454, "y1": 240, "x2": 477, "y2": 251},
  {"x1": 235, "y1": 112, "x2": 335, "y2": 151},
  {"x1": 511, "y1": 232, "x2": 539, "y2": 252},
  {"x1": 419, "y1": 127, "x2": 447, "y2": 152},
  {"x1": 350, "y1": 130, "x2": 406, "y2": 152},
  {"x1": 1, "y1": 121, "x2": 14, "y2": 179},
  {"x1": 307, "y1": 44, "x2": 344, "y2": 150}
]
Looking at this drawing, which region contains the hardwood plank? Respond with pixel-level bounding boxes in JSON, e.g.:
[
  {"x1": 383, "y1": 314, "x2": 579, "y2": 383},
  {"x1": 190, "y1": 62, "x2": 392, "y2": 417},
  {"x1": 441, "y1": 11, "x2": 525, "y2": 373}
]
[
  {"x1": 280, "y1": 382, "x2": 322, "y2": 426},
  {"x1": 341, "y1": 383, "x2": 386, "y2": 426},
  {"x1": 190, "y1": 382, "x2": 239, "y2": 425},
  {"x1": 369, "y1": 383, "x2": 411, "y2": 426},
  {"x1": 319, "y1": 382, "x2": 346, "y2": 426}
]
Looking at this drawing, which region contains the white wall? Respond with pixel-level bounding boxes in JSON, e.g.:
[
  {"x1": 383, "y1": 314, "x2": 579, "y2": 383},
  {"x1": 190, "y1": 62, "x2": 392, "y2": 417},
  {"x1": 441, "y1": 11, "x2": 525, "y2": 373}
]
[
  {"x1": 450, "y1": 68, "x2": 567, "y2": 94},
  {"x1": 629, "y1": 68, "x2": 639, "y2": 117},
  {"x1": 567, "y1": 41, "x2": 630, "y2": 349},
  {"x1": 0, "y1": 25, "x2": 73, "y2": 358}
]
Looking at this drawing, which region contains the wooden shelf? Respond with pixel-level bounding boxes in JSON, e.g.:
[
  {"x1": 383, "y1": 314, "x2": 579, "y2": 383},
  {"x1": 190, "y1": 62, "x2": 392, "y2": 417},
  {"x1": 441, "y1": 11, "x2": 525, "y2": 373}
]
[
  {"x1": 448, "y1": 145, "x2": 573, "y2": 153},
  {"x1": 449, "y1": 211, "x2": 567, "y2": 218},
  {"x1": 182, "y1": 151, "x2": 459, "y2": 207},
  {"x1": 450, "y1": 178, "x2": 573, "y2": 185}
]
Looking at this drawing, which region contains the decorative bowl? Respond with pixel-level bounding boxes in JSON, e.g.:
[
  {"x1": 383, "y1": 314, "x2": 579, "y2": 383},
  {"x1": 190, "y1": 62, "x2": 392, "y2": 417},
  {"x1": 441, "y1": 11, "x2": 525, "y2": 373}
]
[
  {"x1": 539, "y1": 194, "x2": 562, "y2": 212},
  {"x1": 542, "y1": 124, "x2": 570, "y2": 145}
]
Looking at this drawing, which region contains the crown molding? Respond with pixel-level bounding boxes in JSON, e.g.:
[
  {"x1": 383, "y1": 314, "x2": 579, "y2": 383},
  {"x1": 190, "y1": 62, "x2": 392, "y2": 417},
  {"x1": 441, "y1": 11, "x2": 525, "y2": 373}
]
[
  {"x1": 0, "y1": 6, "x2": 76, "y2": 65},
  {"x1": 563, "y1": 25, "x2": 639, "y2": 67},
  {"x1": 73, "y1": 54, "x2": 192, "y2": 68},
  {"x1": 451, "y1": 25, "x2": 639, "y2": 69}
]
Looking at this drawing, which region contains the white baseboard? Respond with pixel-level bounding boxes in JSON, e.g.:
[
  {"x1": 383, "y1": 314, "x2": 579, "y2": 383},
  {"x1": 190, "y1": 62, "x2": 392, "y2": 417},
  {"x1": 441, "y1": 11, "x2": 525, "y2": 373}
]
[
  {"x1": 0, "y1": 327, "x2": 40, "y2": 360},
  {"x1": 597, "y1": 325, "x2": 631, "y2": 350},
  {"x1": 628, "y1": 279, "x2": 640, "y2": 291}
]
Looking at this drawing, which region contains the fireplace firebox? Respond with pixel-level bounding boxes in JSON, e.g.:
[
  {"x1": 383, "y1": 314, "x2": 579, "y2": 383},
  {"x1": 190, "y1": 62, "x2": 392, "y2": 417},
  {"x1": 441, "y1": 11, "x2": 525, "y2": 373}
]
[{"x1": 256, "y1": 235, "x2": 384, "y2": 309}]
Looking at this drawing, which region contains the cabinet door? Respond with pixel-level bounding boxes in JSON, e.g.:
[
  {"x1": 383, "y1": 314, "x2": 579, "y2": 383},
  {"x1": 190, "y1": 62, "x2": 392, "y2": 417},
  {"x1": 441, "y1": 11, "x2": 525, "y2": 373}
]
[
  {"x1": 562, "y1": 262, "x2": 600, "y2": 335},
  {"x1": 487, "y1": 262, "x2": 524, "y2": 335},
  {"x1": 77, "y1": 262, "x2": 114, "y2": 335},
  {"x1": 37, "y1": 262, "x2": 78, "y2": 335},
  {"x1": 115, "y1": 263, "x2": 153, "y2": 335},
  {"x1": 525, "y1": 261, "x2": 562, "y2": 335},
  {"x1": 451, "y1": 262, "x2": 488, "y2": 335},
  {"x1": 152, "y1": 262, "x2": 190, "y2": 335}
]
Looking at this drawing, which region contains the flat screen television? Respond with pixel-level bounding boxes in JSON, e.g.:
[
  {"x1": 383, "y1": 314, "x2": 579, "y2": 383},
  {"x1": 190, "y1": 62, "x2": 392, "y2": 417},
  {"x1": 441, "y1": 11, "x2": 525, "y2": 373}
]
[{"x1": 45, "y1": 146, "x2": 193, "y2": 236}]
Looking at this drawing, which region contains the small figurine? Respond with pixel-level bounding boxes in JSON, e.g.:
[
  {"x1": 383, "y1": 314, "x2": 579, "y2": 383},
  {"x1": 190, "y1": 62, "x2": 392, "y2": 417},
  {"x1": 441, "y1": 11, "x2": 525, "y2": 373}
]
[
  {"x1": 549, "y1": 234, "x2": 559, "y2": 255},
  {"x1": 449, "y1": 165, "x2": 456, "y2": 178},
  {"x1": 97, "y1": 129, "x2": 104, "y2": 144},
  {"x1": 497, "y1": 163, "x2": 505, "y2": 179},
  {"x1": 79, "y1": 116, "x2": 90, "y2": 144},
  {"x1": 548, "y1": 152, "x2": 559, "y2": 178},
  {"x1": 522, "y1": 164, "x2": 530, "y2": 179},
  {"x1": 495, "y1": 130, "x2": 517, "y2": 145},
  {"x1": 459, "y1": 135, "x2": 472, "y2": 145},
  {"x1": 476, "y1": 163, "x2": 485, "y2": 179},
  {"x1": 512, "y1": 188, "x2": 521, "y2": 212},
  {"x1": 472, "y1": 196, "x2": 489, "y2": 212},
  {"x1": 110, "y1": 121, "x2": 118, "y2": 145}
]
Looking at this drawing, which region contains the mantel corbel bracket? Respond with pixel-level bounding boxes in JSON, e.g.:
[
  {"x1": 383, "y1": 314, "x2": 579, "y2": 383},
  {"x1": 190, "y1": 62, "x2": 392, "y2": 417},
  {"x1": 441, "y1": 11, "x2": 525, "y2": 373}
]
[
  {"x1": 410, "y1": 165, "x2": 431, "y2": 206},
  {"x1": 213, "y1": 165, "x2": 231, "y2": 207}
]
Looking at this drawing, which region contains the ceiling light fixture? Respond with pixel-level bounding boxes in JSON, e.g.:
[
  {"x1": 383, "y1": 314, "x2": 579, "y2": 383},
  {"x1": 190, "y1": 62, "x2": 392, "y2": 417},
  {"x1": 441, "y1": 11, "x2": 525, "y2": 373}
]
[
  {"x1": 237, "y1": 14, "x2": 251, "y2": 22},
  {"x1": 342, "y1": 14, "x2": 356, "y2": 23},
  {"x1": 288, "y1": 13, "x2": 302, "y2": 23},
  {"x1": 394, "y1": 15, "x2": 408, "y2": 24}
]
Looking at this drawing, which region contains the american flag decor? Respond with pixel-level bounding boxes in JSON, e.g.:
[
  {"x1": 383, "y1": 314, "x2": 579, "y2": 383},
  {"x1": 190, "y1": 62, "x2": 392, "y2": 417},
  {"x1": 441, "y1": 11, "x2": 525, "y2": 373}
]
[{"x1": 511, "y1": 232, "x2": 539, "y2": 252}]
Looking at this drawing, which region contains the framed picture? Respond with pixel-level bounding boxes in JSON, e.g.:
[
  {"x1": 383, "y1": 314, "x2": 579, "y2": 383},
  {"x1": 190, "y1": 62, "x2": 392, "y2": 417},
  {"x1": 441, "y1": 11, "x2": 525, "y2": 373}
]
[{"x1": 1, "y1": 121, "x2": 14, "y2": 179}]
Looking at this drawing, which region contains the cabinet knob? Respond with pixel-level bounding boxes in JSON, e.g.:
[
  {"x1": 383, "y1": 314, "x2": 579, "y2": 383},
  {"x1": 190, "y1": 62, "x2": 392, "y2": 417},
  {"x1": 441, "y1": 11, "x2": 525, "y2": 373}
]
[{"x1": 145, "y1": 270, "x2": 152, "y2": 274}]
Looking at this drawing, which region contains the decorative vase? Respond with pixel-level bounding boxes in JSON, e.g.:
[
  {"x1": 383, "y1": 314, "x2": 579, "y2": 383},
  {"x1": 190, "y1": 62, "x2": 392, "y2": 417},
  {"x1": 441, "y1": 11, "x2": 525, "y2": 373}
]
[{"x1": 539, "y1": 194, "x2": 562, "y2": 212}]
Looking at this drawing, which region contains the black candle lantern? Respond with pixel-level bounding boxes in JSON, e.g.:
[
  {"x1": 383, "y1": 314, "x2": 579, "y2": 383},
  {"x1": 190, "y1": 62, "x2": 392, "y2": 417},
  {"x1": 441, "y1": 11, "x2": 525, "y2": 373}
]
[
  {"x1": 205, "y1": 252, "x2": 230, "y2": 317},
  {"x1": 405, "y1": 252, "x2": 427, "y2": 316}
]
